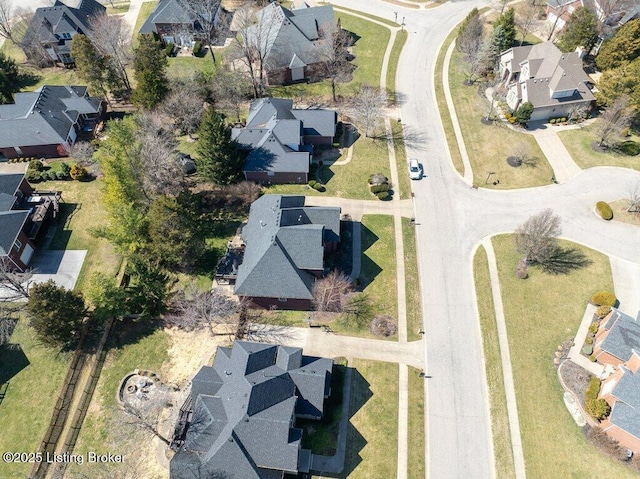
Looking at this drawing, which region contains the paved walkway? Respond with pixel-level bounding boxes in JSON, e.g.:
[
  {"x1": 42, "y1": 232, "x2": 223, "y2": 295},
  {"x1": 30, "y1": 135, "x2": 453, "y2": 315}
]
[
  {"x1": 304, "y1": 196, "x2": 414, "y2": 219},
  {"x1": 122, "y1": 0, "x2": 146, "y2": 32},
  {"x1": 528, "y1": 123, "x2": 583, "y2": 183},
  {"x1": 567, "y1": 304, "x2": 605, "y2": 376},
  {"x1": 481, "y1": 238, "x2": 527, "y2": 479},
  {"x1": 610, "y1": 257, "x2": 640, "y2": 314}
]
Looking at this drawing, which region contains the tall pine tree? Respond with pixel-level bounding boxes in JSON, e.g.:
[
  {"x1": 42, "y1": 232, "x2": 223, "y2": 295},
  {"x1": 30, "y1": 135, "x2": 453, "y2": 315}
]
[
  {"x1": 71, "y1": 34, "x2": 108, "y2": 98},
  {"x1": 492, "y1": 7, "x2": 516, "y2": 53},
  {"x1": 195, "y1": 108, "x2": 243, "y2": 185},
  {"x1": 132, "y1": 34, "x2": 168, "y2": 109},
  {"x1": 557, "y1": 7, "x2": 598, "y2": 53},
  {"x1": 0, "y1": 51, "x2": 19, "y2": 104}
]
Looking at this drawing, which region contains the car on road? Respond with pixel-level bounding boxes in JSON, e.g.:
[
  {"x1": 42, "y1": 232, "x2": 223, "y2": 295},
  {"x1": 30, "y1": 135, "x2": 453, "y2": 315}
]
[{"x1": 409, "y1": 158, "x2": 423, "y2": 180}]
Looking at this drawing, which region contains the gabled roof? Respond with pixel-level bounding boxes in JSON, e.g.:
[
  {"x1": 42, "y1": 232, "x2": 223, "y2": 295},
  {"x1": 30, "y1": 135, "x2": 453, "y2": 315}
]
[
  {"x1": 24, "y1": 0, "x2": 105, "y2": 45},
  {"x1": 249, "y1": 3, "x2": 335, "y2": 71},
  {"x1": 0, "y1": 174, "x2": 26, "y2": 212},
  {"x1": 232, "y1": 98, "x2": 336, "y2": 174},
  {"x1": 600, "y1": 309, "x2": 640, "y2": 362},
  {"x1": 0, "y1": 211, "x2": 29, "y2": 256},
  {"x1": 170, "y1": 341, "x2": 332, "y2": 479},
  {"x1": 234, "y1": 194, "x2": 340, "y2": 301},
  {"x1": 546, "y1": 0, "x2": 582, "y2": 8},
  {"x1": 0, "y1": 85, "x2": 103, "y2": 149},
  {"x1": 139, "y1": 0, "x2": 198, "y2": 34},
  {"x1": 608, "y1": 365, "x2": 640, "y2": 439}
]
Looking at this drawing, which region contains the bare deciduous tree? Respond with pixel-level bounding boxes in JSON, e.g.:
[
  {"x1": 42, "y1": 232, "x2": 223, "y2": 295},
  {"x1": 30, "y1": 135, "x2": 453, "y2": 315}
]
[
  {"x1": 210, "y1": 66, "x2": 252, "y2": 122},
  {"x1": 89, "y1": 13, "x2": 133, "y2": 99},
  {"x1": 351, "y1": 85, "x2": 385, "y2": 138},
  {"x1": 516, "y1": 2, "x2": 539, "y2": 46},
  {"x1": 0, "y1": 264, "x2": 32, "y2": 346},
  {"x1": 628, "y1": 181, "x2": 640, "y2": 215},
  {"x1": 160, "y1": 78, "x2": 206, "y2": 136},
  {"x1": 233, "y1": 5, "x2": 279, "y2": 98},
  {"x1": 457, "y1": 11, "x2": 485, "y2": 84},
  {"x1": 69, "y1": 141, "x2": 95, "y2": 167},
  {"x1": 179, "y1": 0, "x2": 223, "y2": 62},
  {"x1": 312, "y1": 270, "x2": 353, "y2": 313},
  {"x1": 318, "y1": 20, "x2": 354, "y2": 102},
  {"x1": 165, "y1": 286, "x2": 240, "y2": 336},
  {"x1": 119, "y1": 392, "x2": 172, "y2": 446},
  {"x1": 593, "y1": 95, "x2": 634, "y2": 148},
  {"x1": 515, "y1": 208, "x2": 562, "y2": 264}
]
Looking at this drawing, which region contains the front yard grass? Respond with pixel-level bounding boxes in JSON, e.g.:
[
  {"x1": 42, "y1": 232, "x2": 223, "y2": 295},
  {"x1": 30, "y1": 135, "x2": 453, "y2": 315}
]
[
  {"x1": 473, "y1": 245, "x2": 515, "y2": 479},
  {"x1": 0, "y1": 321, "x2": 71, "y2": 479},
  {"x1": 342, "y1": 359, "x2": 398, "y2": 479},
  {"x1": 387, "y1": 30, "x2": 408, "y2": 97},
  {"x1": 267, "y1": 13, "x2": 391, "y2": 101},
  {"x1": 41, "y1": 178, "x2": 122, "y2": 291},
  {"x1": 491, "y1": 234, "x2": 638, "y2": 478},
  {"x1": 408, "y1": 366, "x2": 425, "y2": 479},
  {"x1": 609, "y1": 200, "x2": 640, "y2": 226},
  {"x1": 448, "y1": 47, "x2": 553, "y2": 189},
  {"x1": 403, "y1": 218, "x2": 422, "y2": 341},
  {"x1": 393, "y1": 119, "x2": 411, "y2": 200},
  {"x1": 133, "y1": 1, "x2": 158, "y2": 42},
  {"x1": 557, "y1": 128, "x2": 640, "y2": 171}
]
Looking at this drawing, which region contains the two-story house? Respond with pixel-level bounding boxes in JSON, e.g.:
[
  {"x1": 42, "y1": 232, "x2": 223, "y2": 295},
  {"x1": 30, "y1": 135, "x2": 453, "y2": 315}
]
[
  {"x1": 498, "y1": 41, "x2": 595, "y2": 121},
  {"x1": 22, "y1": 0, "x2": 106, "y2": 66}
]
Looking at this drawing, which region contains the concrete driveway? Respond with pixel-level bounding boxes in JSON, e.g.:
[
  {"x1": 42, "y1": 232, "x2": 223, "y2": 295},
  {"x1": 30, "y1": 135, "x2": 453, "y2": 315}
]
[{"x1": 30, "y1": 250, "x2": 87, "y2": 291}]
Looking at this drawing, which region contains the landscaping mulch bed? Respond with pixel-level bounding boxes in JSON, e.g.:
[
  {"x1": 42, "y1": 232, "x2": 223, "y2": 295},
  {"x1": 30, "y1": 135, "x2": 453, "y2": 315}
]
[{"x1": 559, "y1": 358, "x2": 592, "y2": 411}]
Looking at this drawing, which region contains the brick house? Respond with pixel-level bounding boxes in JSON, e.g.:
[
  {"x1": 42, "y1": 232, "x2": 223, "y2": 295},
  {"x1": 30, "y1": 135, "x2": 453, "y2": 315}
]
[
  {"x1": 22, "y1": 0, "x2": 106, "y2": 66},
  {"x1": 0, "y1": 174, "x2": 61, "y2": 272},
  {"x1": 234, "y1": 195, "x2": 340, "y2": 310},
  {"x1": 170, "y1": 341, "x2": 333, "y2": 478},
  {"x1": 0, "y1": 85, "x2": 105, "y2": 160},
  {"x1": 594, "y1": 308, "x2": 640, "y2": 453},
  {"x1": 232, "y1": 98, "x2": 336, "y2": 184}
]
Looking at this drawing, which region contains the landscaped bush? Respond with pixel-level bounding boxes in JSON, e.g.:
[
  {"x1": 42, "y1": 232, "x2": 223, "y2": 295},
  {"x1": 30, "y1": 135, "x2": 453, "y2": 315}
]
[
  {"x1": 582, "y1": 344, "x2": 593, "y2": 355},
  {"x1": 192, "y1": 41, "x2": 202, "y2": 56},
  {"x1": 585, "y1": 376, "x2": 611, "y2": 421},
  {"x1": 308, "y1": 180, "x2": 317, "y2": 187},
  {"x1": 619, "y1": 140, "x2": 640, "y2": 156},
  {"x1": 70, "y1": 164, "x2": 88, "y2": 181},
  {"x1": 375, "y1": 191, "x2": 390, "y2": 200},
  {"x1": 165, "y1": 42, "x2": 175, "y2": 57},
  {"x1": 514, "y1": 102, "x2": 534, "y2": 124},
  {"x1": 591, "y1": 291, "x2": 616, "y2": 307},
  {"x1": 595, "y1": 201, "x2": 613, "y2": 220},
  {"x1": 26, "y1": 170, "x2": 42, "y2": 183},
  {"x1": 370, "y1": 183, "x2": 390, "y2": 194},
  {"x1": 560, "y1": 117, "x2": 567, "y2": 123},
  {"x1": 369, "y1": 314, "x2": 397, "y2": 337},
  {"x1": 29, "y1": 159, "x2": 44, "y2": 171},
  {"x1": 368, "y1": 173, "x2": 388, "y2": 185},
  {"x1": 59, "y1": 162, "x2": 71, "y2": 178},
  {"x1": 597, "y1": 305, "x2": 613, "y2": 319},
  {"x1": 313, "y1": 183, "x2": 326, "y2": 192},
  {"x1": 55, "y1": 171, "x2": 66, "y2": 180},
  {"x1": 589, "y1": 321, "x2": 599, "y2": 334},
  {"x1": 549, "y1": 118, "x2": 556, "y2": 124},
  {"x1": 516, "y1": 258, "x2": 528, "y2": 279}
]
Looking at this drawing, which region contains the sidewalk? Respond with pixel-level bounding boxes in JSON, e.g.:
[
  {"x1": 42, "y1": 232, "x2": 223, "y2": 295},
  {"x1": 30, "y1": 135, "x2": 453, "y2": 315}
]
[
  {"x1": 527, "y1": 122, "x2": 582, "y2": 183},
  {"x1": 304, "y1": 196, "x2": 414, "y2": 219},
  {"x1": 122, "y1": 0, "x2": 146, "y2": 32},
  {"x1": 566, "y1": 304, "x2": 604, "y2": 377}
]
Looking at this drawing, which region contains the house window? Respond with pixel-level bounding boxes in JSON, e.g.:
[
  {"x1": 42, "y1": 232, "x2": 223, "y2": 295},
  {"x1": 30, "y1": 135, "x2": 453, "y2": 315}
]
[
  {"x1": 13, "y1": 239, "x2": 22, "y2": 251},
  {"x1": 278, "y1": 297, "x2": 288, "y2": 302},
  {"x1": 62, "y1": 32, "x2": 72, "y2": 39},
  {"x1": 267, "y1": 171, "x2": 275, "y2": 177}
]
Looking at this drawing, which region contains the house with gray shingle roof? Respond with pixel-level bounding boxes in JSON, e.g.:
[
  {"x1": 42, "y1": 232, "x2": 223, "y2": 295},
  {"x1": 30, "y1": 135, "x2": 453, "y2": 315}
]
[
  {"x1": 0, "y1": 85, "x2": 104, "y2": 160},
  {"x1": 595, "y1": 309, "x2": 640, "y2": 452},
  {"x1": 246, "y1": 2, "x2": 336, "y2": 84},
  {"x1": 498, "y1": 41, "x2": 595, "y2": 121},
  {"x1": 138, "y1": 0, "x2": 222, "y2": 47},
  {"x1": 22, "y1": 0, "x2": 106, "y2": 66},
  {"x1": 169, "y1": 340, "x2": 333, "y2": 479},
  {"x1": 234, "y1": 194, "x2": 340, "y2": 310},
  {"x1": 232, "y1": 97, "x2": 336, "y2": 184}
]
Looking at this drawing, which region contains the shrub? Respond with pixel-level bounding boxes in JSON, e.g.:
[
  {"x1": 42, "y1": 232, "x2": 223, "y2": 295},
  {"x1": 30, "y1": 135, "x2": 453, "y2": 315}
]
[
  {"x1": 28, "y1": 159, "x2": 44, "y2": 171},
  {"x1": 595, "y1": 201, "x2": 613, "y2": 220},
  {"x1": 308, "y1": 180, "x2": 317, "y2": 187},
  {"x1": 619, "y1": 140, "x2": 640, "y2": 156},
  {"x1": 591, "y1": 291, "x2": 616, "y2": 307},
  {"x1": 376, "y1": 191, "x2": 390, "y2": 200},
  {"x1": 585, "y1": 336, "x2": 593, "y2": 345},
  {"x1": 55, "y1": 171, "x2": 66, "y2": 180},
  {"x1": 597, "y1": 305, "x2": 612, "y2": 318},
  {"x1": 368, "y1": 173, "x2": 388, "y2": 185},
  {"x1": 589, "y1": 355, "x2": 596, "y2": 362},
  {"x1": 516, "y1": 258, "x2": 528, "y2": 279},
  {"x1": 165, "y1": 42, "x2": 175, "y2": 57},
  {"x1": 26, "y1": 170, "x2": 42, "y2": 183},
  {"x1": 369, "y1": 315, "x2": 397, "y2": 337},
  {"x1": 549, "y1": 118, "x2": 556, "y2": 124},
  {"x1": 370, "y1": 183, "x2": 390, "y2": 194},
  {"x1": 313, "y1": 183, "x2": 326, "y2": 192},
  {"x1": 59, "y1": 162, "x2": 71, "y2": 178},
  {"x1": 588, "y1": 321, "x2": 599, "y2": 335},
  {"x1": 43, "y1": 171, "x2": 55, "y2": 181},
  {"x1": 560, "y1": 117, "x2": 567, "y2": 123},
  {"x1": 70, "y1": 164, "x2": 88, "y2": 181},
  {"x1": 585, "y1": 376, "x2": 610, "y2": 420},
  {"x1": 193, "y1": 41, "x2": 202, "y2": 56},
  {"x1": 620, "y1": 127, "x2": 630, "y2": 138},
  {"x1": 582, "y1": 344, "x2": 593, "y2": 355},
  {"x1": 514, "y1": 101, "x2": 534, "y2": 123},
  {"x1": 508, "y1": 117, "x2": 516, "y2": 124}
]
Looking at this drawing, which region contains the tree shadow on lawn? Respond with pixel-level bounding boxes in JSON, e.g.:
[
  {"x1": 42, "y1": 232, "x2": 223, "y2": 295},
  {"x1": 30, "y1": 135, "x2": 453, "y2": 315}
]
[
  {"x1": 0, "y1": 344, "x2": 30, "y2": 390},
  {"x1": 48, "y1": 203, "x2": 80, "y2": 250},
  {"x1": 540, "y1": 246, "x2": 592, "y2": 275},
  {"x1": 368, "y1": 125, "x2": 429, "y2": 151},
  {"x1": 105, "y1": 317, "x2": 163, "y2": 352}
]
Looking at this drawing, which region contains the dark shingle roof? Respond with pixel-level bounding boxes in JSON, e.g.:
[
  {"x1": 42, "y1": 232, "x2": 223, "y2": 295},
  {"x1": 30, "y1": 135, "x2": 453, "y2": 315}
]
[
  {"x1": 609, "y1": 366, "x2": 640, "y2": 440},
  {"x1": 0, "y1": 211, "x2": 29, "y2": 256},
  {"x1": 170, "y1": 341, "x2": 332, "y2": 479},
  {"x1": 0, "y1": 174, "x2": 25, "y2": 212},
  {"x1": 600, "y1": 309, "x2": 640, "y2": 362},
  {"x1": 0, "y1": 86, "x2": 103, "y2": 149},
  {"x1": 139, "y1": 0, "x2": 197, "y2": 34},
  {"x1": 24, "y1": 0, "x2": 105, "y2": 45},
  {"x1": 234, "y1": 194, "x2": 340, "y2": 301}
]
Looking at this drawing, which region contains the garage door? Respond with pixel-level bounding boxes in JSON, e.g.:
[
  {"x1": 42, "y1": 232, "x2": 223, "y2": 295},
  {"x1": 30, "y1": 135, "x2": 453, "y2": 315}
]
[{"x1": 20, "y1": 244, "x2": 34, "y2": 266}]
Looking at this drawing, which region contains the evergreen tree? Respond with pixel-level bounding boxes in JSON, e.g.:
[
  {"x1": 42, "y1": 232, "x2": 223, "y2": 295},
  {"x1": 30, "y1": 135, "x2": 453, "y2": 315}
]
[
  {"x1": 596, "y1": 57, "x2": 640, "y2": 113},
  {"x1": 27, "y1": 280, "x2": 87, "y2": 348},
  {"x1": 492, "y1": 7, "x2": 516, "y2": 53},
  {"x1": 0, "y1": 51, "x2": 19, "y2": 104},
  {"x1": 596, "y1": 19, "x2": 640, "y2": 71},
  {"x1": 557, "y1": 7, "x2": 598, "y2": 52},
  {"x1": 71, "y1": 34, "x2": 108, "y2": 98},
  {"x1": 132, "y1": 34, "x2": 168, "y2": 109},
  {"x1": 489, "y1": 25, "x2": 508, "y2": 65},
  {"x1": 195, "y1": 108, "x2": 243, "y2": 185}
]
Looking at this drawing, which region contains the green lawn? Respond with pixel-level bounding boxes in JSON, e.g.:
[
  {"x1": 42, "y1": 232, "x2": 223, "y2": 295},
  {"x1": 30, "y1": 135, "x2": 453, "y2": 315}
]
[
  {"x1": 491, "y1": 234, "x2": 638, "y2": 478},
  {"x1": 343, "y1": 360, "x2": 399, "y2": 479},
  {"x1": 329, "y1": 6, "x2": 400, "y2": 27},
  {"x1": 473, "y1": 245, "x2": 515, "y2": 479},
  {"x1": 609, "y1": 199, "x2": 640, "y2": 226},
  {"x1": 448, "y1": 47, "x2": 553, "y2": 189},
  {"x1": 558, "y1": 128, "x2": 640, "y2": 171},
  {"x1": 167, "y1": 54, "x2": 218, "y2": 80},
  {"x1": 69, "y1": 324, "x2": 170, "y2": 471},
  {"x1": 268, "y1": 13, "x2": 391, "y2": 101},
  {"x1": 408, "y1": 366, "x2": 425, "y2": 479},
  {"x1": 106, "y1": 1, "x2": 131, "y2": 14},
  {"x1": 133, "y1": 1, "x2": 158, "y2": 42},
  {"x1": 403, "y1": 218, "x2": 422, "y2": 341},
  {"x1": 41, "y1": 177, "x2": 122, "y2": 291},
  {"x1": 387, "y1": 30, "x2": 408, "y2": 98},
  {"x1": 0, "y1": 321, "x2": 72, "y2": 478},
  {"x1": 393, "y1": 120, "x2": 411, "y2": 200}
]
